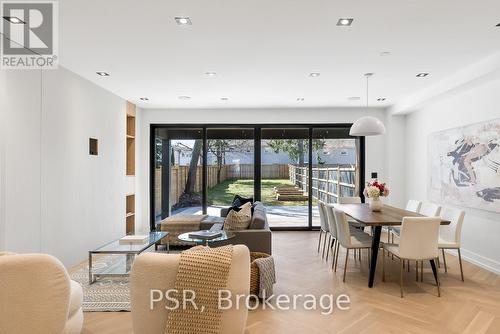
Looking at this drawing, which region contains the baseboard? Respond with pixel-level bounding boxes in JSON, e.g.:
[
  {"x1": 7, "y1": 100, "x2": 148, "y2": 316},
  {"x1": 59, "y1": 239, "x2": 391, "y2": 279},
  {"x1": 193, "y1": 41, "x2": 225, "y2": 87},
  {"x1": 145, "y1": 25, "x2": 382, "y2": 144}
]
[{"x1": 450, "y1": 248, "x2": 500, "y2": 275}]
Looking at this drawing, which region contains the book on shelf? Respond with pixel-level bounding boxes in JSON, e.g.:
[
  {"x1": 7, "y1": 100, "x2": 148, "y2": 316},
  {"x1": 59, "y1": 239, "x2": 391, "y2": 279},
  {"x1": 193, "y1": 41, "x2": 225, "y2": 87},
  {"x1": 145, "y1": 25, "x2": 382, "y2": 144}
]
[
  {"x1": 119, "y1": 235, "x2": 149, "y2": 244},
  {"x1": 188, "y1": 230, "x2": 222, "y2": 240}
]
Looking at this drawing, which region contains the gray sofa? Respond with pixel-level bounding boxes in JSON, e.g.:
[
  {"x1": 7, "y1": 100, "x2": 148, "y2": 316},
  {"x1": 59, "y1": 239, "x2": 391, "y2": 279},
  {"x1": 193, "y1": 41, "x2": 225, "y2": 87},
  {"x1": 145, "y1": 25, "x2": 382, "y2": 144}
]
[{"x1": 200, "y1": 201, "x2": 272, "y2": 255}]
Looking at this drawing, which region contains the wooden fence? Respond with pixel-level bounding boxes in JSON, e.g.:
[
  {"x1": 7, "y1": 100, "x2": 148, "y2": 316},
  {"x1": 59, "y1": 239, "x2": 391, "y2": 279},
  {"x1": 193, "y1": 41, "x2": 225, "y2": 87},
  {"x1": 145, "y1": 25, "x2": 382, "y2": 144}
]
[
  {"x1": 155, "y1": 164, "x2": 289, "y2": 215},
  {"x1": 289, "y1": 164, "x2": 358, "y2": 204}
]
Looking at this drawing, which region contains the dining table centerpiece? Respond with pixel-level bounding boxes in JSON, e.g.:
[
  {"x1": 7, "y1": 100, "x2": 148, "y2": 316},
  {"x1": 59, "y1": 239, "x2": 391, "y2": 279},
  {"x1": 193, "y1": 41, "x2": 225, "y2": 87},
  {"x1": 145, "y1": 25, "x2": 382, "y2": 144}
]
[{"x1": 363, "y1": 180, "x2": 390, "y2": 211}]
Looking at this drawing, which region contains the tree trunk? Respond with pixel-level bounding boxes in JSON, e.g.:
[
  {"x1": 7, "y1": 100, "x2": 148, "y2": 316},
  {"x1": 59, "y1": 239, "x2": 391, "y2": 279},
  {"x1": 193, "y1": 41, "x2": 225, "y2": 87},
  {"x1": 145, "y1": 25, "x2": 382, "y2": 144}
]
[{"x1": 184, "y1": 139, "x2": 202, "y2": 194}]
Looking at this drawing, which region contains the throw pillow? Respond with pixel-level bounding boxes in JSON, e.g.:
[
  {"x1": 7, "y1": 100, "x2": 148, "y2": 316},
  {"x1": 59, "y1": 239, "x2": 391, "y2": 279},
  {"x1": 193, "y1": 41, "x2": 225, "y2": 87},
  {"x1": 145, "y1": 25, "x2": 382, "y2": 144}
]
[
  {"x1": 224, "y1": 202, "x2": 252, "y2": 231},
  {"x1": 232, "y1": 195, "x2": 253, "y2": 207}
]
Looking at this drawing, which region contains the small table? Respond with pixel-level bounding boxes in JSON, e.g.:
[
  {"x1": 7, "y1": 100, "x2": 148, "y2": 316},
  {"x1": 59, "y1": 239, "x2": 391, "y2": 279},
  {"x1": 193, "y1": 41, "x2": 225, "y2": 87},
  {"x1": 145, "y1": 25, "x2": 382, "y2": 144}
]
[
  {"x1": 335, "y1": 203, "x2": 450, "y2": 288},
  {"x1": 88, "y1": 231, "x2": 169, "y2": 284},
  {"x1": 178, "y1": 231, "x2": 235, "y2": 247}
]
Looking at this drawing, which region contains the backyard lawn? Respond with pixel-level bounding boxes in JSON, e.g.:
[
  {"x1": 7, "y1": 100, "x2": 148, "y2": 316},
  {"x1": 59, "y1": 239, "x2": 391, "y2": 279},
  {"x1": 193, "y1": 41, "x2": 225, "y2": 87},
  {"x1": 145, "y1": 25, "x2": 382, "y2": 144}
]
[{"x1": 207, "y1": 179, "x2": 310, "y2": 206}]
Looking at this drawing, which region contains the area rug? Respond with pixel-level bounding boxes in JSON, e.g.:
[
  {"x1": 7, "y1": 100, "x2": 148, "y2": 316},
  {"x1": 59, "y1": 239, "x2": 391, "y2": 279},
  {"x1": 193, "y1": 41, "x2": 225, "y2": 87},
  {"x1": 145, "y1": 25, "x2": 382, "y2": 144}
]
[{"x1": 70, "y1": 255, "x2": 130, "y2": 312}]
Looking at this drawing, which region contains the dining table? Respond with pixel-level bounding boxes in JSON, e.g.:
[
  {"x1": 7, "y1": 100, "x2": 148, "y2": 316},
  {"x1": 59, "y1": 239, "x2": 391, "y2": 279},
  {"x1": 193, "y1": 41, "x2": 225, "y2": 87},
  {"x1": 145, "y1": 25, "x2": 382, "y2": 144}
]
[{"x1": 334, "y1": 203, "x2": 451, "y2": 288}]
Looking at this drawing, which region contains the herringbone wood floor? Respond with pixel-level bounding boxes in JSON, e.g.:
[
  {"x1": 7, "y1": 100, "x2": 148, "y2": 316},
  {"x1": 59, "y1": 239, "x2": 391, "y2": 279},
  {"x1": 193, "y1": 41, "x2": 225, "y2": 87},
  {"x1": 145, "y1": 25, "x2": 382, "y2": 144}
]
[{"x1": 80, "y1": 231, "x2": 500, "y2": 333}]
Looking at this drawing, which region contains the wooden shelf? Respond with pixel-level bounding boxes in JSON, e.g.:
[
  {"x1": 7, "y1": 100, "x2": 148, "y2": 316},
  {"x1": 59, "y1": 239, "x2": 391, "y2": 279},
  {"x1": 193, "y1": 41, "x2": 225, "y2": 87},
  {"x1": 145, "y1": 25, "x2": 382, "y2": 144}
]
[
  {"x1": 126, "y1": 135, "x2": 135, "y2": 139},
  {"x1": 126, "y1": 212, "x2": 135, "y2": 218},
  {"x1": 126, "y1": 194, "x2": 135, "y2": 234},
  {"x1": 125, "y1": 101, "x2": 137, "y2": 234}
]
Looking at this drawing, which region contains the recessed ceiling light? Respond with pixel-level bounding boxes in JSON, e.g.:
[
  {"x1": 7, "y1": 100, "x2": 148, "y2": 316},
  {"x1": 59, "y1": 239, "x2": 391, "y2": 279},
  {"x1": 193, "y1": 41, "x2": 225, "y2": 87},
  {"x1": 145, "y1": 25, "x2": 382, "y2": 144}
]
[
  {"x1": 337, "y1": 18, "x2": 354, "y2": 26},
  {"x1": 3, "y1": 16, "x2": 25, "y2": 24},
  {"x1": 96, "y1": 71, "x2": 110, "y2": 77},
  {"x1": 205, "y1": 72, "x2": 217, "y2": 77},
  {"x1": 348, "y1": 97, "x2": 361, "y2": 101},
  {"x1": 297, "y1": 97, "x2": 305, "y2": 102},
  {"x1": 139, "y1": 97, "x2": 149, "y2": 101},
  {"x1": 377, "y1": 98, "x2": 387, "y2": 102},
  {"x1": 220, "y1": 97, "x2": 229, "y2": 101},
  {"x1": 380, "y1": 51, "x2": 391, "y2": 57},
  {"x1": 175, "y1": 17, "x2": 192, "y2": 25},
  {"x1": 416, "y1": 72, "x2": 430, "y2": 77},
  {"x1": 178, "y1": 96, "x2": 191, "y2": 100},
  {"x1": 309, "y1": 72, "x2": 320, "y2": 77}
]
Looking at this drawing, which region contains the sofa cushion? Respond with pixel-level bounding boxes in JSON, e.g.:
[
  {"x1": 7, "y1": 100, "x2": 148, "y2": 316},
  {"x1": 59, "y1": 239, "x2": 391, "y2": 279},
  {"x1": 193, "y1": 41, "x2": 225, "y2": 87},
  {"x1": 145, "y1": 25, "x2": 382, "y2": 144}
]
[
  {"x1": 224, "y1": 202, "x2": 252, "y2": 231},
  {"x1": 249, "y1": 206, "x2": 267, "y2": 230}
]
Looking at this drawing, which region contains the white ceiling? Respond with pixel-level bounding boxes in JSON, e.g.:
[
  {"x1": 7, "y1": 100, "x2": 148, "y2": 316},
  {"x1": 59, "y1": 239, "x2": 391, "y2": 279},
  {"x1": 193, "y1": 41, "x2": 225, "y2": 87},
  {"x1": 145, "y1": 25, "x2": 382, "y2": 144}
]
[{"x1": 59, "y1": 0, "x2": 500, "y2": 109}]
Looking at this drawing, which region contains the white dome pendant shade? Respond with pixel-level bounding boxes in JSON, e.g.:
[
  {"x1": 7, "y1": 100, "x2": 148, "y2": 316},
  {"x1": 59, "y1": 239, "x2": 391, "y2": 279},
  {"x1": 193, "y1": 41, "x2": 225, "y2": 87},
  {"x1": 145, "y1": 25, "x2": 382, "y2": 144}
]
[
  {"x1": 349, "y1": 116, "x2": 386, "y2": 136},
  {"x1": 349, "y1": 72, "x2": 386, "y2": 136}
]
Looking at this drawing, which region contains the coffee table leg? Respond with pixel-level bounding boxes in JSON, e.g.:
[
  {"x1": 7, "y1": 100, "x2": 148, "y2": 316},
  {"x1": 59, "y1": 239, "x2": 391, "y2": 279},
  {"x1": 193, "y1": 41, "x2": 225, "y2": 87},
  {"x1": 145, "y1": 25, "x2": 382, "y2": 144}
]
[
  {"x1": 88, "y1": 252, "x2": 93, "y2": 285},
  {"x1": 368, "y1": 226, "x2": 382, "y2": 288}
]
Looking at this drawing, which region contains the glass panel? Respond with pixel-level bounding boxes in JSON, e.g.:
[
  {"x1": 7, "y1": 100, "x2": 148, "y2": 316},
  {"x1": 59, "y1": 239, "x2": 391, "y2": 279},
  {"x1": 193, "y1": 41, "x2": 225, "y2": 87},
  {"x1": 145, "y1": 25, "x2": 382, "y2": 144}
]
[
  {"x1": 153, "y1": 128, "x2": 203, "y2": 223},
  {"x1": 261, "y1": 128, "x2": 310, "y2": 228},
  {"x1": 311, "y1": 128, "x2": 360, "y2": 227},
  {"x1": 206, "y1": 128, "x2": 254, "y2": 216}
]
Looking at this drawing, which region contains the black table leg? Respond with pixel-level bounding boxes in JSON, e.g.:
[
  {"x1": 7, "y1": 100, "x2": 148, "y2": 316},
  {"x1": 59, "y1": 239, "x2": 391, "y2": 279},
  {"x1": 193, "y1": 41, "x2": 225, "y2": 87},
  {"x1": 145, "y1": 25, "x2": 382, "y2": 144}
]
[
  {"x1": 368, "y1": 226, "x2": 382, "y2": 288},
  {"x1": 430, "y1": 259, "x2": 439, "y2": 285}
]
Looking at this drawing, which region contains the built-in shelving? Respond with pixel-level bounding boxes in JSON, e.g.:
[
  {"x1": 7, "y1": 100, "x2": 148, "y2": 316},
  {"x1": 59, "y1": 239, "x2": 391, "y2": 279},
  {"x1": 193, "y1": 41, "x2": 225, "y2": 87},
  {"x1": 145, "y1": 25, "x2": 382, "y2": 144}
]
[
  {"x1": 126, "y1": 194, "x2": 135, "y2": 234},
  {"x1": 126, "y1": 101, "x2": 136, "y2": 234}
]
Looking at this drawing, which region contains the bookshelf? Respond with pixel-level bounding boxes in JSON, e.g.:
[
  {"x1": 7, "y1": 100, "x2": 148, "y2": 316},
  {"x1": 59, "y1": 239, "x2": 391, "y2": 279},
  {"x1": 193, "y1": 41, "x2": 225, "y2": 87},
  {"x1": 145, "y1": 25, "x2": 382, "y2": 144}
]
[{"x1": 126, "y1": 101, "x2": 136, "y2": 234}]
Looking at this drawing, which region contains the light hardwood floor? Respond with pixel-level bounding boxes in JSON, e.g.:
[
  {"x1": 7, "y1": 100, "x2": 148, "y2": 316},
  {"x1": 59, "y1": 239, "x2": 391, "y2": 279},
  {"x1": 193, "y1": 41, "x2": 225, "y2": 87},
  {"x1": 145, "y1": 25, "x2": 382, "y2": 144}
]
[{"x1": 79, "y1": 231, "x2": 500, "y2": 334}]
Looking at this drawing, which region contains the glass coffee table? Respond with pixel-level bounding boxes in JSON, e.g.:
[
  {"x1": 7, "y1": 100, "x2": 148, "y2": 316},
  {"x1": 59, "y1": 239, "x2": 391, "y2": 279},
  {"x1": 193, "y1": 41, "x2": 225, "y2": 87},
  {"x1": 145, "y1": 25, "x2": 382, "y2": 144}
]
[
  {"x1": 178, "y1": 231, "x2": 235, "y2": 247},
  {"x1": 88, "y1": 231, "x2": 168, "y2": 284}
]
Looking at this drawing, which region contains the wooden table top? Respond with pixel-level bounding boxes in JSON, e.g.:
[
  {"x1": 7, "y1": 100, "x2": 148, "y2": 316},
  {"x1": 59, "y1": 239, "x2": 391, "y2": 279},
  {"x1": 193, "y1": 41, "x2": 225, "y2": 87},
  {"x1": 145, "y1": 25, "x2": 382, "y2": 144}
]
[{"x1": 334, "y1": 203, "x2": 450, "y2": 226}]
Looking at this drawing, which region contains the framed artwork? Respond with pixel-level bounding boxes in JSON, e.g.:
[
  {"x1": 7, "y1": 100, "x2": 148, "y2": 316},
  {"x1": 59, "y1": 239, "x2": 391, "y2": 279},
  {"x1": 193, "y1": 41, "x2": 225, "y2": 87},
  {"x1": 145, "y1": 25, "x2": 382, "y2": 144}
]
[{"x1": 428, "y1": 118, "x2": 500, "y2": 212}]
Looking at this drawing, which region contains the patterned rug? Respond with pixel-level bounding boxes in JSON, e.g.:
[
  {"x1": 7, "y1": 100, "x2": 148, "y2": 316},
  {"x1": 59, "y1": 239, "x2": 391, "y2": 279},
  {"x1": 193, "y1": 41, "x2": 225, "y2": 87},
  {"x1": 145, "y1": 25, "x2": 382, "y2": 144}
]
[{"x1": 70, "y1": 255, "x2": 130, "y2": 312}]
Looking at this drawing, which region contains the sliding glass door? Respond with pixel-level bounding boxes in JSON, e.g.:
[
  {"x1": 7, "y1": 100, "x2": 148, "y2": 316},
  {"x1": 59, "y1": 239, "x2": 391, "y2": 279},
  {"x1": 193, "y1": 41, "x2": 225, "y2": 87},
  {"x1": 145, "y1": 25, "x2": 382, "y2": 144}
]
[
  {"x1": 151, "y1": 125, "x2": 364, "y2": 230},
  {"x1": 206, "y1": 128, "x2": 255, "y2": 216}
]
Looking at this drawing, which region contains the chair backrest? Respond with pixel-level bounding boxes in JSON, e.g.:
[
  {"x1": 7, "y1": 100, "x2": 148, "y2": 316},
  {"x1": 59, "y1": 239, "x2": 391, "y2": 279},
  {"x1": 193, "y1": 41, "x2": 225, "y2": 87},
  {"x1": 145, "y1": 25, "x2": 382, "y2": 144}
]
[
  {"x1": 420, "y1": 202, "x2": 441, "y2": 217},
  {"x1": 131, "y1": 245, "x2": 250, "y2": 334},
  {"x1": 318, "y1": 201, "x2": 329, "y2": 232},
  {"x1": 405, "y1": 199, "x2": 422, "y2": 213},
  {"x1": 439, "y1": 207, "x2": 465, "y2": 246},
  {"x1": 399, "y1": 217, "x2": 441, "y2": 260},
  {"x1": 332, "y1": 208, "x2": 352, "y2": 247},
  {"x1": 338, "y1": 197, "x2": 362, "y2": 204},
  {"x1": 0, "y1": 253, "x2": 71, "y2": 334},
  {"x1": 325, "y1": 204, "x2": 337, "y2": 239}
]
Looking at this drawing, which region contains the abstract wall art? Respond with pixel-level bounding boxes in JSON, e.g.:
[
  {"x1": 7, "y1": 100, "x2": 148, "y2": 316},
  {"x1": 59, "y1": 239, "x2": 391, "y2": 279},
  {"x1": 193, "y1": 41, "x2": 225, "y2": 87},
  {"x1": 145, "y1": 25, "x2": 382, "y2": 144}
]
[{"x1": 428, "y1": 118, "x2": 500, "y2": 212}]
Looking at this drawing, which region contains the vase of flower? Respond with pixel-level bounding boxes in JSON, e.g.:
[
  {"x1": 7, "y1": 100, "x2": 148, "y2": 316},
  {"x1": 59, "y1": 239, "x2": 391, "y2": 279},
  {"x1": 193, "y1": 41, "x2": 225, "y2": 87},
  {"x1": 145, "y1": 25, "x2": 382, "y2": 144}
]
[
  {"x1": 363, "y1": 180, "x2": 390, "y2": 212},
  {"x1": 369, "y1": 197, "x2": 383, "y2": 211}
]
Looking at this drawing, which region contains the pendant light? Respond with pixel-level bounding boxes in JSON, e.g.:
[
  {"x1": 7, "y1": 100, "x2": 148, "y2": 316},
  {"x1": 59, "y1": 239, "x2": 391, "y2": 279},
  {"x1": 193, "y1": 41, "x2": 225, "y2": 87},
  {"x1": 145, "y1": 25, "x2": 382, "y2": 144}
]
[{"x1": 349, "y1": 73, "x2": 386, "y2": 136}]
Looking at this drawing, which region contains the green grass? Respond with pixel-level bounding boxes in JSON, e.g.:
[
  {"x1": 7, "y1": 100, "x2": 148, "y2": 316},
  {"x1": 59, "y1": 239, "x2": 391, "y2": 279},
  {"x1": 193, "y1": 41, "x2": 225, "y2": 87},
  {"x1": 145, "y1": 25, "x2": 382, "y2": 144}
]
[{"x1": 207, "y1": 179, "x2": 311, "y2": 206}]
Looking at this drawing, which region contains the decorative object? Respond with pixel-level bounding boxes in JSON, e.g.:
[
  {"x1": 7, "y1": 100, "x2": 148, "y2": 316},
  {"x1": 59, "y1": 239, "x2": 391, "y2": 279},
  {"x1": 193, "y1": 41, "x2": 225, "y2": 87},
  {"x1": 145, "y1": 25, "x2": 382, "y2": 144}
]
[
  {"x1": 363, "y1": 180, "x2": 390, "y2": 211},
  {"x1": 428, "y1": 118, "x2": 500, "y2": 213},
  {"x1": 250, "y1": 252, "x2": 271, "y2": 296},
  {"x1": 350, "y1": 73, "x2": 386, "y2": 136}
]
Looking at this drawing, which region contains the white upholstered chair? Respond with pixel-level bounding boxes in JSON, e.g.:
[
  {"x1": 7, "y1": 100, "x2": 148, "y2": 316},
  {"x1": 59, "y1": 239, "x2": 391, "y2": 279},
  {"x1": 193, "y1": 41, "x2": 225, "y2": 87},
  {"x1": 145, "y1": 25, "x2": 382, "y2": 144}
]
[
  {"x1": 338, "y1": 196, "x2": 366, "y2": 230},
  {"x1": 382, "y1": 217, "x2": 442, "y2": 298},
  {"x1": 420, "y1": 202, "x2": 442, "y2": 217},
  {"x1": 389, "y1": 199, "x2": 422, "y2": 242},
  {"x1": 317, "y1": 201, "x2": 330, "y2": 259},
  {"x1": 332, "y1": 208, "x2": 372, "y2": 282},
  {"x1": 439, "y1": 207, "x2": 466, "y2": 281},
  {"x1": 130, "y1": 244, "x2": 250, "y2": 334},
  {"x1": 0, "y1": 253, "x2": 83, "y2": 334}
]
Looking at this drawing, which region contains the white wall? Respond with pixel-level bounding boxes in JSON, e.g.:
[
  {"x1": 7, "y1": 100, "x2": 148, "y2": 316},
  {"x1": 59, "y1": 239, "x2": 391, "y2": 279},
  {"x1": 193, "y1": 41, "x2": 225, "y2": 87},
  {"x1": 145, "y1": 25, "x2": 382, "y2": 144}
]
[
  {"x1": 135, "y1": 107, "x2": 403, "y2": 232},
  {"x1": 0, "y1": 67, "x2": 126, "y2": 266},
  {"x1": 405, "y1": 75, "x2": 500, "y2": 274}
]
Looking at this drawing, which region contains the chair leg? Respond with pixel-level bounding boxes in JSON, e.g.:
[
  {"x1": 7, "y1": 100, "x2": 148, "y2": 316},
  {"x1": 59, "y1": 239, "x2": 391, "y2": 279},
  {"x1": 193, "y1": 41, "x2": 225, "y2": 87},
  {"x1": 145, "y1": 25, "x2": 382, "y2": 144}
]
[
  {"x1": 322, "y1": 232, "x2": 328, "y2": 259},
  {"x1": 382, "y1": 249, "x2": 386, "y2": 282},
  {"x1": 420, "y1": 261, "x2": 423, "y2": 282},
  {"x1": 437, "y1": 256, "x2": 440, "y2": 268},
  {"x1": 391, "y1": 234, "x2": 395, "y2": 260},
  {"x1": 442, "y1": 249, "x2": 448, "y2": 273},
  {"x1": 326, "y1": 235, "x2": 332, "y2": 262},
  {"x1": 334, "y1": 243, "x2": 340, "y2": 272},
  {"x1": 416, "y1": 261, "x2": 419, "y2": 281},
  {"x1": 458, "y1": 248, "x2": 464, "y2": 282},
  {"x1": 317, "y1": 230, "x2": 323, "y2": 253},
  {"x1": 400, "y1": 259, "x2": 404, "y2": 298},
  {"x1": 407, "y1": 260, "x2": 410, "y2": 272},
  {"x1": 343, "y1": 249, "x2": 350, "y2": 283},
  {"x1": 331, "y1": 239, "x2": 337, "y2": 270}
]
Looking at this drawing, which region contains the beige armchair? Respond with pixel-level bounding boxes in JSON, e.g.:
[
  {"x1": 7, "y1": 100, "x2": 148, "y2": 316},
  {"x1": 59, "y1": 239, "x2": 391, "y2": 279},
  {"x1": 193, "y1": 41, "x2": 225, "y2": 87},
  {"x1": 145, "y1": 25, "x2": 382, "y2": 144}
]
[
  {"x1": 131, "y1": 245, "x2": 250, "y2": 334},
  {"x1": 0, "y1": 253, "x2": 83, "y2": 334}
]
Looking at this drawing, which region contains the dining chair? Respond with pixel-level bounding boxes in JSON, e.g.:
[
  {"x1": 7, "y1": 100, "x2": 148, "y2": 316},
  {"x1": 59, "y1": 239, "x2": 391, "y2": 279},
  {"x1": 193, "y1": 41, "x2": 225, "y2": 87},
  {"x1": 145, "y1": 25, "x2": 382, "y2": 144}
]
[
  {"x1": 332, "y1": 208, "x2": 372, "y2": 282},
  {"x1": 439, "y1": 207, "x2": 466, "y2": 281},
  {"x1": 389, "y1": 200, "x2": 422, "y2": 243},
  {"x1": 338, "y1": 197, "x2": 366, "y2": 230},
  {"x1": 420, "y1": 202, "x2": 442, "y2": 217},
  {"x1": 317, "y1": 201, "x2": 330, "y2": 259},
  {"x1": 382, "y1": 217, "x2": 441, "y2": 298}
]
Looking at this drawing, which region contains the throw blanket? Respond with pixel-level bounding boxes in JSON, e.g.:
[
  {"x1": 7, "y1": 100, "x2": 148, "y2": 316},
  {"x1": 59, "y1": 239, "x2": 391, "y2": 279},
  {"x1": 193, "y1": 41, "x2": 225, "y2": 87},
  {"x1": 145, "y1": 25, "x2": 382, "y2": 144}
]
[
  {"x1": 255, "y1": 256, "x2": 276, "y2": 298},
  {"x1": 166, "y1": 245, "x2": 233, "y2": 334}
]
